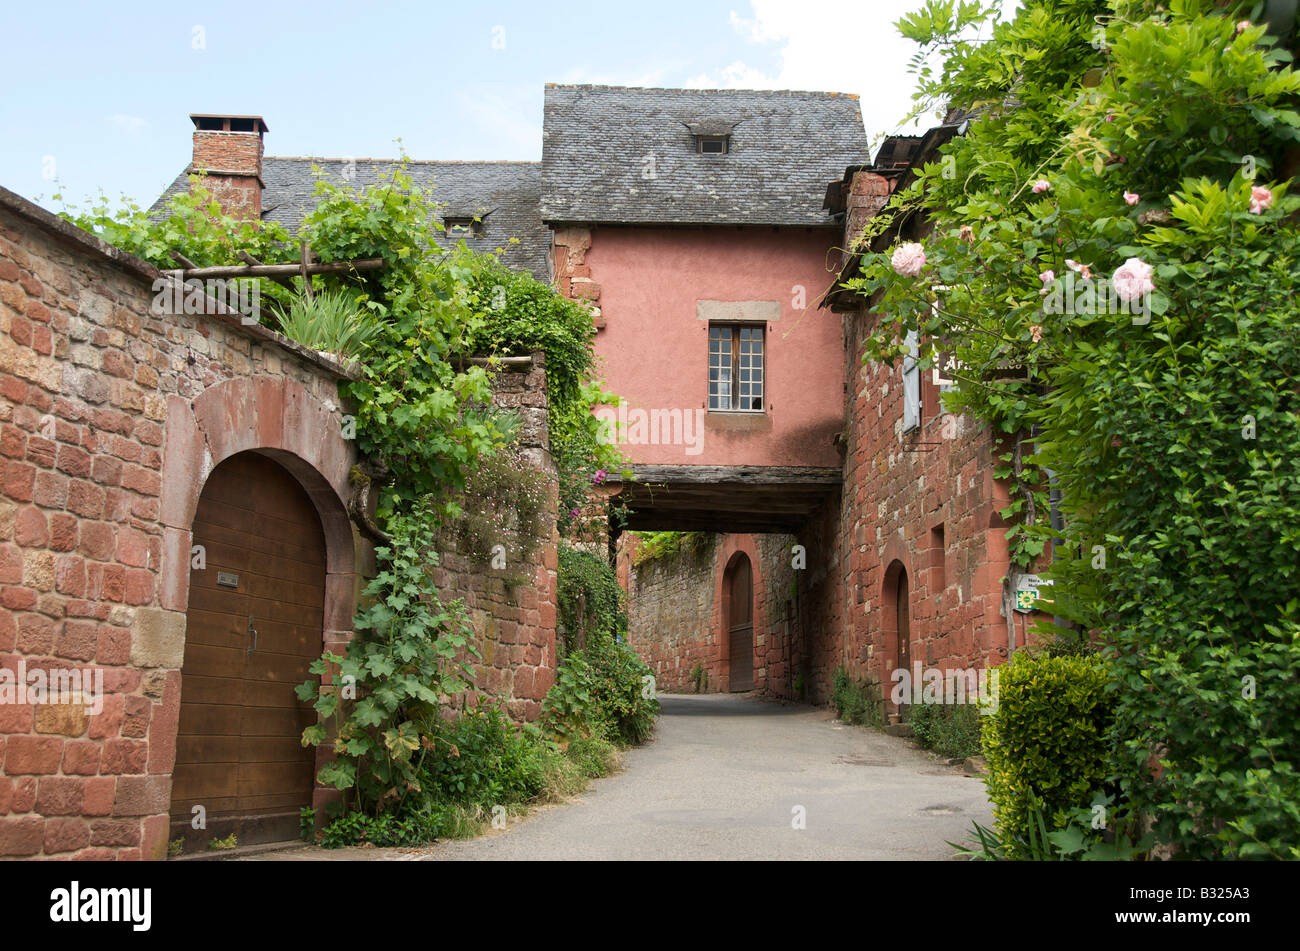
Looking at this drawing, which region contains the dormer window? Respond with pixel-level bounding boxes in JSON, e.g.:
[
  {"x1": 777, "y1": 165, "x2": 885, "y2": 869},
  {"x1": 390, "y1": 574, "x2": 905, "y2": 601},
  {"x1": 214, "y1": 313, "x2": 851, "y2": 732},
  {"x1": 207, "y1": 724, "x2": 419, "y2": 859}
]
[
  {"x1": 686, "y1": 120, "x2": 737, "y2": 155},
  {"x1": 445, "y1": 217, "x2": 482, "y2": 238}
]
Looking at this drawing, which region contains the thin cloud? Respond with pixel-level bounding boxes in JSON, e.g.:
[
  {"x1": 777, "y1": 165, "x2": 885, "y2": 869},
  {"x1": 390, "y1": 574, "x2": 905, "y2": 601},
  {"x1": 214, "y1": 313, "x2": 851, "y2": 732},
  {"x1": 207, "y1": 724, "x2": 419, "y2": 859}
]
[{"x1": 687, "y1": 0, "x2": 1016, "y2": 135}]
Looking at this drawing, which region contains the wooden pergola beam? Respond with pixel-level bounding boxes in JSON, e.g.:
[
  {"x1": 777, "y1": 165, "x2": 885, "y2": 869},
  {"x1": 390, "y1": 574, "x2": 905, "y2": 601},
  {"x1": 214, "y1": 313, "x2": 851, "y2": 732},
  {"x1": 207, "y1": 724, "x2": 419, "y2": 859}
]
[{"x1": 176, "y1": 258, "x2": 384, "y2": 280}]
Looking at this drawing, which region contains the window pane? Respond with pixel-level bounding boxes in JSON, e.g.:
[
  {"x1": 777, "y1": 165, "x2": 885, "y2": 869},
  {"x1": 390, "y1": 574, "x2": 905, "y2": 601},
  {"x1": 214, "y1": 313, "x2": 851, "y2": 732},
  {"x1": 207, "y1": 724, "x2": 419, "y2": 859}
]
[
  {"x1": 735, "y1": 326, "x2": 763, "y2": 410},
  {"x1": 709, "y1": 326, "x2": 733, "y2": 410}
]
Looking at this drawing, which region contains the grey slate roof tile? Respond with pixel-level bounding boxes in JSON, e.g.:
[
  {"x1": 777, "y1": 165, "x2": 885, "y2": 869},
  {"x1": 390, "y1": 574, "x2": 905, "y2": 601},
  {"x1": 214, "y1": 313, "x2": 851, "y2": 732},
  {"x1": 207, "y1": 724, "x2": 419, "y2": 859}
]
[
  {"x1": 152, "y1": 159, "x2": 549, "y2": 278},
  {"x1": 539, "y1": 85, "x2": 869, "y2": 227}
]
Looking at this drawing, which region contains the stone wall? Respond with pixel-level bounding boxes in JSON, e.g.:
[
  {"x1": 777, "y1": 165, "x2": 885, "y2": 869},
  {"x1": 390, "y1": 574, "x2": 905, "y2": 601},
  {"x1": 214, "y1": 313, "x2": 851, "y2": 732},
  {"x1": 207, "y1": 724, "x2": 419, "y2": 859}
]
[
  {"x1": 623, "y1": 521, "x2": 841, "y2": 702},
  {"x1": 0, "y1": 186, "x2": 560, "y2": 858},
  {"x1": 624, "y1": 533, "x2": 719, "y2": 693},
  {"x1": 432, "y1": 354, "x2": 558, "y2": 722},
  {"x1": 0, "y1": 187, "x2": 364, "y2": 859},
  {"x1": 824, "y1": 169, "x2": 1018, "y2": 712}
]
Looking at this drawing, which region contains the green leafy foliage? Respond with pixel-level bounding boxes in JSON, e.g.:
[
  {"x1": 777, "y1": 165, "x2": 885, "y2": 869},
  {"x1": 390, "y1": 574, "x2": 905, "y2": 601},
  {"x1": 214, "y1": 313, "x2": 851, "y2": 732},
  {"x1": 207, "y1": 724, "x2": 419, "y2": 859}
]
[
  {"x1": 630, "y1": 531, "x2": 713, "y2": 566},
  {"x1": 277, "y1": 288, "x2": 379, "y2": 360},
  {"x1": 541, "y1": 636, "x2": 659, "y2": 745},
  {"x1": 854, "y1": 0, "x2": 1300, "y2": 858},
  {"x1": 450, "y1": 441, "x2": 550, "y2": 566},
  {"x1": 907, "y1": 700, "x2": 984, "y2": 759},
  {"x1": 831, "y1": 666, "x2": 885, "y2": 728},
  {"x1": 556, "y1": 543, "x2": 627, "y2": 654},
  {"x1": 460, "y1": 256, "x2": 628, "y2": 537},
  {"x1": 295, "y1": 504, "x2": 477, "y2": 816},
  {"x1": 951, "y1": 793, "x2": 1151, "y2": 860},
  {"x1": 691, "y1": 660, "x2": 709, "y2": 693},
  {"x1": 57, "y1": 175, "x2": 294, "y2": 282},
  {"x1": 420, "y1": 703, "x2": 548, "y2": 806},
  {"x1": 981, "y1": 652, "x2": 1115, "y2": 859}
]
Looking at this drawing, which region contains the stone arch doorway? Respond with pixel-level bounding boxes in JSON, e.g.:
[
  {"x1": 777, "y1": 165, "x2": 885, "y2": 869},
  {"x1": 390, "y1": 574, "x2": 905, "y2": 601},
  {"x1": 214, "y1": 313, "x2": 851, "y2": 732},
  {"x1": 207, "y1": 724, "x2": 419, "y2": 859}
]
[
  {"x1": 169, "y1": 451, "x2": 327, "y2": 850},
  {"x1": 723, "y1": 551, "x2": 754, "y2": 692},
  {"x1": 882, "y1": 560, "x2": 911, "y2": 716},
  {"x1": 152, "y1": 377, "x2": 361, "y2": 857}
]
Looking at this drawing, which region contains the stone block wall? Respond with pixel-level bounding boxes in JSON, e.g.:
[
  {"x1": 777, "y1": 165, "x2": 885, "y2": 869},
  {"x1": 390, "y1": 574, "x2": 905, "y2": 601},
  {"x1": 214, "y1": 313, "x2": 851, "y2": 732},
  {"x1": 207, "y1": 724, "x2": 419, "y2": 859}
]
[
  {"x1": 431, "y1": 354, "x2": 559, "y2": 722},
  {"x1": 0, "y1": 187, "x2": 364, "y2": 859},
  {"x1": 830, "y1": 184, "x2": 1016, "y2": 703},
  {"x1": 623, "y1": 523, "x2": 840, "y2": 702},
  {"x1": 623, "y1": 533, "x2": 720, "y2": 693}
]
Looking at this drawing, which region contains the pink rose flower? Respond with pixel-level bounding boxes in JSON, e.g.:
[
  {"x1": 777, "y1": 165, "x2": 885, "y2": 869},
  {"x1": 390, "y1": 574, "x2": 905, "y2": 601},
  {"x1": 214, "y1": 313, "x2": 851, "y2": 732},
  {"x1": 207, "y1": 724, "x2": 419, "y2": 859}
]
[
  {"x1": 1065, "y1": 259, "x2": 1093, "y2": 280},
  {"x1": 1249, "y1": 185, "x2": 1273, "y2": 214},
  {"x1": 1031, "y1": 179, "x2": 1051, "y2": 194},
  {"x1": 1038, "y1": 270, "x2": 1055, "y2": 296},
  {"x1": 1112, "y1": 257, "x2": 1155, "y2": 304},
  {"x1": 1123, "y1": 191, "x2": 1140, "y2": 206},
  {"x1": 891, "y1": 242, "x2": 926, "y2": 277}
]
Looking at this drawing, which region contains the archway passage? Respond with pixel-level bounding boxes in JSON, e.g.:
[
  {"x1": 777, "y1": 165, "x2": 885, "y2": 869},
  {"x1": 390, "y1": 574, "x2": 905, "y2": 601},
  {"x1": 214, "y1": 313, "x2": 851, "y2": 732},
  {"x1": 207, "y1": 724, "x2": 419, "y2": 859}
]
[
  {"x1": 727, "y1": 554, "x2": 754, "y2": 692},
  {"x1": 170, "y1": 451, "x2": 327, "y2": 850}
]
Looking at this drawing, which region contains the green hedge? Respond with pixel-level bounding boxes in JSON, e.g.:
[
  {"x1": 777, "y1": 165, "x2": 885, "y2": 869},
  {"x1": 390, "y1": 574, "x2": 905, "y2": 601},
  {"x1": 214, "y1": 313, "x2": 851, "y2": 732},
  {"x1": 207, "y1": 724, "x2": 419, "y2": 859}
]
[{"x1": 981, "y1": 651, "x2": 1114, "y2": 859}]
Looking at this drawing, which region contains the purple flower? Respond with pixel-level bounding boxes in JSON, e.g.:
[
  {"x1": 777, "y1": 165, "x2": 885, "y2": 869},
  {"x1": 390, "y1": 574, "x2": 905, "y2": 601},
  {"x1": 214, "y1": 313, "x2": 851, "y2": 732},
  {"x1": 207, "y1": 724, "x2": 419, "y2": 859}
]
[{"x1": 592, "y1": 469, "x2": 608, "y2": 485}]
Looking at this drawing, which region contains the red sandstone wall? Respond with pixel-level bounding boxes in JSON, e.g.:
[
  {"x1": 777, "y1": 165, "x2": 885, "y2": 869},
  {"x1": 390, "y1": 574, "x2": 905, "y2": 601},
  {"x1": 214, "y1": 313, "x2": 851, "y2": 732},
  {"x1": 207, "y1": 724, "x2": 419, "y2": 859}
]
[
  {"x1": 0, "y1": 193, "x2": 558, "y2": 859},
  {"x1": 0, "y1": 197, "x2": 361, "y2": 859},
  {"x1": 625, "y1": 525, "x2": 840, "y2": 702},
  {"x1": 432, "y1": 357, "x2": 558, "y2": 722},
  {"x1": 833, "y1": 306, "x2": 1013, "y2": 701},
  {"x1": 624, "y1": 534, "x2": 720, "y2": 694}
]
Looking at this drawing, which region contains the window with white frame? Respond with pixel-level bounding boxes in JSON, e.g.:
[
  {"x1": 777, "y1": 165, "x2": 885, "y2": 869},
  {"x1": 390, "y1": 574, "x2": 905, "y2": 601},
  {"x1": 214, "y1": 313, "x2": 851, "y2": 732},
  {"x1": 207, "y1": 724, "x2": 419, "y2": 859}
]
[{"x1": 709, "y1": 324, "x2": 764, "y2": 411}]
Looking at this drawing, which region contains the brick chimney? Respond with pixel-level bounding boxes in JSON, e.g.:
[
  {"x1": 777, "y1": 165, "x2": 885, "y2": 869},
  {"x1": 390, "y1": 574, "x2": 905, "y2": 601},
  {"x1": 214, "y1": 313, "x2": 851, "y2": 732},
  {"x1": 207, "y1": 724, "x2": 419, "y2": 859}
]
[{"x1": 188, "y1": 114, "x2": 267, "y2": 220}]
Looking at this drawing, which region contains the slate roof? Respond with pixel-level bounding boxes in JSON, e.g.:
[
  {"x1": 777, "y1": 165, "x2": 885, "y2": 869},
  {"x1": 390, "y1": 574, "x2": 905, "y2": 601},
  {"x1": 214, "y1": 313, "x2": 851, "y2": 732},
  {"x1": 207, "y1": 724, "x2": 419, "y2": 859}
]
[
  {"x1": 539, "y1": 85, "x2": 869, "y2": 227},
  {"x1": 151, "y1": 159, "x2": 549, "y2": 278}
]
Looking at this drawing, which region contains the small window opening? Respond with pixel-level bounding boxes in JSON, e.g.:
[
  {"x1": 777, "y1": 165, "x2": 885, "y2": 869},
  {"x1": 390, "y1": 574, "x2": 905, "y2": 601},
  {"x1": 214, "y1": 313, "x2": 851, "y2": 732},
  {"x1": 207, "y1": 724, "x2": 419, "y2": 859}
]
[
  {"x1": 697, "y1": 135, "x2": 729, "y2": 154},
  {"x1": 445, "y1": 217, "x2": 482, "y2": 239}
]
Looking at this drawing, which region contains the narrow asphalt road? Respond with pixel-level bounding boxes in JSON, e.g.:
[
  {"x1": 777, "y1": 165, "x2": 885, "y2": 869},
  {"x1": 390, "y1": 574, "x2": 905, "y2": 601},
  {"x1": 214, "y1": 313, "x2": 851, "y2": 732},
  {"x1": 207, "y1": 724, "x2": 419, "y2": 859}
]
[{"x1": 242, "y1": 692, "x2": 993, "y2": 861}]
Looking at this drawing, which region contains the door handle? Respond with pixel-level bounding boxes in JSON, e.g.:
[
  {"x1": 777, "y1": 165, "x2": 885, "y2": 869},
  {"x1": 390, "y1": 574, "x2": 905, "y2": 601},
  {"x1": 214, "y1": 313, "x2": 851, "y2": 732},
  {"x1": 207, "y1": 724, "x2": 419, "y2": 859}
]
[{"x1": 246, "y1": 615, "x2": 258, "y2": 658}]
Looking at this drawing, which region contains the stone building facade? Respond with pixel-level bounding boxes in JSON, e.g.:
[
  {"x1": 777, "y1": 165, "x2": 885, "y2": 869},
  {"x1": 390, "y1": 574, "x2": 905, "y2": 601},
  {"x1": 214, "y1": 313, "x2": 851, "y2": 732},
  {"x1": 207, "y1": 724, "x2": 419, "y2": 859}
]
[
  {"x1": 0, "y1": 182, "x2": 558, "y2": 858},
  {"x1": 621, "y1": 133, "x2": 1029, "y2": 715}
]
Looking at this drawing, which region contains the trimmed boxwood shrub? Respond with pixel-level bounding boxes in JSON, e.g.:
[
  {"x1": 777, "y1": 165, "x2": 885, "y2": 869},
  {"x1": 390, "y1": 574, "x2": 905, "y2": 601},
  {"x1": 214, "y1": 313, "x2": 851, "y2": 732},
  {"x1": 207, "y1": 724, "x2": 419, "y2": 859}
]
[{"x1": 981, "y1": 651, "x2": 1114, "y2": 859}]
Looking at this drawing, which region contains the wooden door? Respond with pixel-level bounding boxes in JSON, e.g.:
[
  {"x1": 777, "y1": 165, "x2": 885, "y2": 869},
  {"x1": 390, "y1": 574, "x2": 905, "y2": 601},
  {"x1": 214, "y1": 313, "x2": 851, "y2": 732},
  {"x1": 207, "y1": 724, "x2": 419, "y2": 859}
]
[
  {"x1": 728, "y1": 556, "x2": 754, "y2": 692},
  {"x1": 170, "y1": 452, "x2": 326, "y2": 849},
  {"x1": 897, "y1": 569, "x2": 911, "y2": 714}
]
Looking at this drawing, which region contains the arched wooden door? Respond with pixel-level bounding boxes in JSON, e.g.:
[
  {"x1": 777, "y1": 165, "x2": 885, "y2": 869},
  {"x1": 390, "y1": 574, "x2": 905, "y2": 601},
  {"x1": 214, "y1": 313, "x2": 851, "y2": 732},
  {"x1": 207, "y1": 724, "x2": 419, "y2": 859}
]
[
  {"x1": 896, "y1": 568, "x2": 911, "y2": 713},
  {"x1": 170, "y1": 451, "x2": 326, "y2": 851},
  {"x1": 728, "y1": 555, "x2": 754, "y2": 692}
]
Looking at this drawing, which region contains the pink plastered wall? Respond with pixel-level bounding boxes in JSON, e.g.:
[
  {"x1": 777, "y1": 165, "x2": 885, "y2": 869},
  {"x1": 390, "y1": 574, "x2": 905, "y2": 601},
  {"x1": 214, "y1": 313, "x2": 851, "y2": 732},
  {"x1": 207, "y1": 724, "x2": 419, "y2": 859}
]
[{"x1": 584, "y1": 226, "x2": 845, "y2": 468}]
